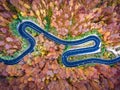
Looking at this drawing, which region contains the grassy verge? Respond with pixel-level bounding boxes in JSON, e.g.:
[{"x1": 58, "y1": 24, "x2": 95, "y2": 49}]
[
  {"x1": 58, "y1": 29, "x2": 116, "y2": 66},
  {"x1": 0, "y1": 14, "x2": 39, "y2": 60}
]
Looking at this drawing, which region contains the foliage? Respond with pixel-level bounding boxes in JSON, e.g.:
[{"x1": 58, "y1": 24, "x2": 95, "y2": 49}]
[{"x1": 0, "y1": 0, "x2": 120, "y2": 89}]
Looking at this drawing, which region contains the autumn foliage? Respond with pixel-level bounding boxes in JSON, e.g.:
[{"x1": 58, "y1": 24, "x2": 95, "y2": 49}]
[{"x1": 0, "y1": 0, "x2": 120, "y2": 90}]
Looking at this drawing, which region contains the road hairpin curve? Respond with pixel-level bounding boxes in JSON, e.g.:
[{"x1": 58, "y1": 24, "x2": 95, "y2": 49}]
[{"x1": 0, "y1": 20, "x2": 120, "y2": 67}]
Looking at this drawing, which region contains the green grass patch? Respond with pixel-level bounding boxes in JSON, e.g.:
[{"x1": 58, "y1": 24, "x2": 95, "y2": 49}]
[
  {"x1": 0, "y1": 13, "x2": 39, "y2": 60},
  {"x1": 61, "y1": 29, "x2": 116, "y2": 67}
]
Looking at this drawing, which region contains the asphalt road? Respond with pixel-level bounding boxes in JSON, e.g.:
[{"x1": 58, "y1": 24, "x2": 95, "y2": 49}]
[{"x1": 0, "y1": 20, "x2": 120, "y2": 67}]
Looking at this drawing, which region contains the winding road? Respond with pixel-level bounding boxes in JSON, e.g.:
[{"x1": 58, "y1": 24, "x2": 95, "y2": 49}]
[{"x1": 0, "y1": 20, "x2": 120, "y2": 67}]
